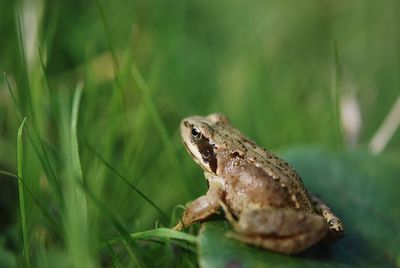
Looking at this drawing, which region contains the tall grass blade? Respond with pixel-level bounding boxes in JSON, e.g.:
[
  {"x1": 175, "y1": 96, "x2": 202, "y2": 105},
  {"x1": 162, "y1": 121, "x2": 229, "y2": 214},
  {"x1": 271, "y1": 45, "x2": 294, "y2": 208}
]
[
  {"x1": 95, "y1": 0, "x2": 119, "y2": 72},
  {"x1": 333, "y1": 42, "x2": 344, "y2": 148},
  {"x1": 71, "y1": 81, "x2": 87, "y2": 215},
  {"x1": 64, "y1": 82, "x2": 94, "y2": 268},
  {"x1": 4, "y1": 73, "x2": 23, "y2": 121},
  {"x1": 0, "y1": 170, "x2": 62, "y2": 236},
  {"x1": 5, "y1": 73, "x2": 65, "y2": 211},
  {"x1": 84, "y1": 142, "x2": 169, "y2": 223},
  {"x1": 131, "y1": 65, "x2": 188, "y2": 199},
  {"x1": 77, "y1": 180, "x2": 141, "y2": 267},
  {"x1": 15, "y1": 13, "x2": 34, "y2": 121},
  {"x1": 104, "y1": 241, "x2": 124, "y2": 268},
  {"x1": 17, "y1": 117, "x2": 30, "y2": 268},
  {"x1": 95, "y1": 0, "x2": 128, "y2": 126}
]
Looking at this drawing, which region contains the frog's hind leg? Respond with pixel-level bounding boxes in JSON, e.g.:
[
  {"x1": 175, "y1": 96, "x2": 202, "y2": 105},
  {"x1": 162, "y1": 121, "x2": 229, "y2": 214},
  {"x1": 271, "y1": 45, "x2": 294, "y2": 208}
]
[
  {"x1": 311, "y1": 195, "x2": 344, "y2": 242},
  {"x1": 218, "y1": 199, "x2": 240, "y2": 229},
  {"x1": 227, "y1": 208, "x2": 328, "y2": 255}
]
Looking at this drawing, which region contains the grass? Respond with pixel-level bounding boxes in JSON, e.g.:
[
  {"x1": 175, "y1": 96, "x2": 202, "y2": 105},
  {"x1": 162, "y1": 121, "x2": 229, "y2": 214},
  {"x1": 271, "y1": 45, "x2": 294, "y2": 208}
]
[
  {"x1": 0, "y1": 0, "x2": 399, "y2": 267},
  {"x1": 17, "y1": 117, "x2": 28, "y2": 267}
]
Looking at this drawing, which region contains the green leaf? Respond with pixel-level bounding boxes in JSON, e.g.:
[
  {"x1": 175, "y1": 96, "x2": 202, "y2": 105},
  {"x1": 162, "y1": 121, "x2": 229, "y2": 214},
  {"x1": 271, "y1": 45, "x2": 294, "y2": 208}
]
[{"x1": 198, "y1": 149, "x2": 400, "y2": 268}]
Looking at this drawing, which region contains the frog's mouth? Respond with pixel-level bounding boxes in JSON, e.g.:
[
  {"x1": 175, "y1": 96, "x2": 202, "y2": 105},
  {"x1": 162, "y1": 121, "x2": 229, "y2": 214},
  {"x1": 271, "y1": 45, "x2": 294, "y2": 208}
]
[{"x1": 182, "y1": 140, "x2": 197, "y2": 161}]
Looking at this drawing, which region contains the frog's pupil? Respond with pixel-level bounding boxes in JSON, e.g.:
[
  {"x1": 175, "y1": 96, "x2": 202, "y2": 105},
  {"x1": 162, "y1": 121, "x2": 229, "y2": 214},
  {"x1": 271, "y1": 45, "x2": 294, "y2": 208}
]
[{"x1": 191, "y1": 127, "x2": 202, "y2": 141}]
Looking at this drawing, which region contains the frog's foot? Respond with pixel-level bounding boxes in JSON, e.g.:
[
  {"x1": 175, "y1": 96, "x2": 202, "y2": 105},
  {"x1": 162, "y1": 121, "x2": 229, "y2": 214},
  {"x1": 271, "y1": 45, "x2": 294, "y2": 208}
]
[
  {"x1": 311, "y1": 195, "x2": 344, "y2": 243},
  {"x1": 227, "y1": 208, "x2": 328, "y2": 255},
  {"x1": 174, "y1": 183, "x2": 223, "y2": 230},
  {"x1": 173, "y1": 195, "x2": 221, "y2": 230}
]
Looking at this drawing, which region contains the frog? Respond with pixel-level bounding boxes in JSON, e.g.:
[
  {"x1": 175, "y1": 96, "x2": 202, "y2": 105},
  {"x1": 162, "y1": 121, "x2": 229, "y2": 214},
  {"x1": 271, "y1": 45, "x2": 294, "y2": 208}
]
[{"x1": 173, "y1": 113, "x2": 344, "y2": 254}]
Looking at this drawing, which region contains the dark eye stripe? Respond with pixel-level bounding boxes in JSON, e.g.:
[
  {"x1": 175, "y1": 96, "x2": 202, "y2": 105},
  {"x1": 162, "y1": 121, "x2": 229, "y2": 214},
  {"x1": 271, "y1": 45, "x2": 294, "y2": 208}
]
[{"x1": 195, "y1": 135, "x2": 217, "y2": 173}]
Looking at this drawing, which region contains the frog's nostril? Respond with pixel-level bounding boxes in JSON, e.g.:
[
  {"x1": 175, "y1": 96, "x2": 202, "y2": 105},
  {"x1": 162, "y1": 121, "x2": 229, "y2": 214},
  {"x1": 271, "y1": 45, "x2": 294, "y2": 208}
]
[{"x1": 183, "y1": 120, "x2": 190, "y2": 127}]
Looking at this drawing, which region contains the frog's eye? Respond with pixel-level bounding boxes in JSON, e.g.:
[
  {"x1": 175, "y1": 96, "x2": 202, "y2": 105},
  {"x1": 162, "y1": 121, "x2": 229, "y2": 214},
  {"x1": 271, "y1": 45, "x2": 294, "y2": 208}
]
[{"x1": 191, "y1": 126, "x2": 202, "y2": 141}]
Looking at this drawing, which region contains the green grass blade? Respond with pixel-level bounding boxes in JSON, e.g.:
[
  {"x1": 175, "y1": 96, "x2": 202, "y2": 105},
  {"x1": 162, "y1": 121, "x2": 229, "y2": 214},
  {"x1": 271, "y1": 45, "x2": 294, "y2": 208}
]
[
  {"x1": 130, "y1": 65, "x2": 189, "y2": 199},
  {"x1": 71, "y1": 82, "x2": 86, "y2": 213},
  {"x1": 0, "y1": 170, "x2": 19, "y2": 179},
  {"x1": 333, "y1": 41, "x2": 344, "y2": 148},
  {"x1": 128, "y1": 228, "x2": 197, "y2": 244},
  {"x1": 17, "y1": 117, "x2": 30, "y2": 268},
  {"x1": 36, "y1": 140, "x2": 65, "y2": 210},
  {"x1": 106, "y1": 227, "x2": 197, "y2": 258},
  {"x1": 95, "y1": 0, "x2": 129, "y2": 127},
  {"x1": 15, "y1": 14, "x2": 34, "y2": 121},
  {"x1": 5, "y1": 73, "x2": 65, "y2": 211},
  {"x1": 95, "y1": 0, "x2": 119, "y2": 72},
  {"x1": 4, "y1": 73, "x2": 23, "y2": 121},
  {"x1": 84, "y1": 141, "x2": 169, "y2": 223},
  {"x1": 0, "y1": 170, "x2": 62, "y2": 237},
  {"x1": 77, "y1": 180, "x2": 141, "y2": 267},
  {"x1": 104, "y1": 241, "x2": 124, "y2": 268},
  {"x1": 65, "y1": 82, "x2": 94, "y2": 268}
]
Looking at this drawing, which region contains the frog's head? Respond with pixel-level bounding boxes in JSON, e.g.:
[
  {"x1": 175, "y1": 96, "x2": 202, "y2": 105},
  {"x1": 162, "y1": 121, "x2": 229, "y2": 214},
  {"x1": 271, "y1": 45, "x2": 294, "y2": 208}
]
[{"x1": 180, "y1": 113, "x2": 230, "y2": 174}]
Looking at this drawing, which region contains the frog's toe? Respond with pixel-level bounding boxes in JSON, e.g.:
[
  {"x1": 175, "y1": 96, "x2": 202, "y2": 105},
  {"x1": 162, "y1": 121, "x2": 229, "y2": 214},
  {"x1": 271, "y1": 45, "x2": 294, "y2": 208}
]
[{"x1": 173, "y1": 222, "x2": 183, "y2": 231}]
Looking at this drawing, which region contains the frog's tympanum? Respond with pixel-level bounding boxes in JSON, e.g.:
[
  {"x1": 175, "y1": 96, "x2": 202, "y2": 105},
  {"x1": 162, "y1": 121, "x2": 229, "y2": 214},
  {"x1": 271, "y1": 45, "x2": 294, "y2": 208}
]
[{"x1": 174, "y1": 113, "x2": 344, "y2": 254}]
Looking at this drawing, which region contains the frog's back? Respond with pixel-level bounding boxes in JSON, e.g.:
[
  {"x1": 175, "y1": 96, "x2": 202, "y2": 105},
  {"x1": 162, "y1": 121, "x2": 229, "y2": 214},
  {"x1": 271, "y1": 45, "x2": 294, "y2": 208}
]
[
  {"x1": 256, "y1": 148, "x2": 315, "y2": 212},
  {"x1": 214, "y1": 123, "x2": 315, "y2": 214}
]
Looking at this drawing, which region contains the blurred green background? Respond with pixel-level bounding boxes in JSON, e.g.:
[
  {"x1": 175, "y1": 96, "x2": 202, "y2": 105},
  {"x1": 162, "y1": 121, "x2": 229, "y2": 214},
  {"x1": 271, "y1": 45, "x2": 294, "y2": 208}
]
[{"x1": 0, "y1": 0, "x2": 399, "y2": 267}]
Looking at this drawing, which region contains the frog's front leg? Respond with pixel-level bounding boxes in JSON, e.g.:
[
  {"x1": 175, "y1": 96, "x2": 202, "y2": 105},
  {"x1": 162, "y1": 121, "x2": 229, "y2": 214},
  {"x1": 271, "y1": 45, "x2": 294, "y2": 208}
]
[
  {"x1": 311, "y1": 195, "x2": 344, "y2": 242},
  {"x1": 173, "y1": 181, "x2": 222, "y2": 231},
  {"x1": 223, "y1": 207, "x2": 329, "y2": 255}
]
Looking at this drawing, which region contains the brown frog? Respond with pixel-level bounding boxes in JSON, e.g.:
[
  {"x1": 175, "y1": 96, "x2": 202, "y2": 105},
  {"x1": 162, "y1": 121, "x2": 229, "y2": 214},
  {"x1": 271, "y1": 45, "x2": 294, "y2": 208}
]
[{"x1": 174, "y1": 113, "x2": 344, "y2": 254}]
